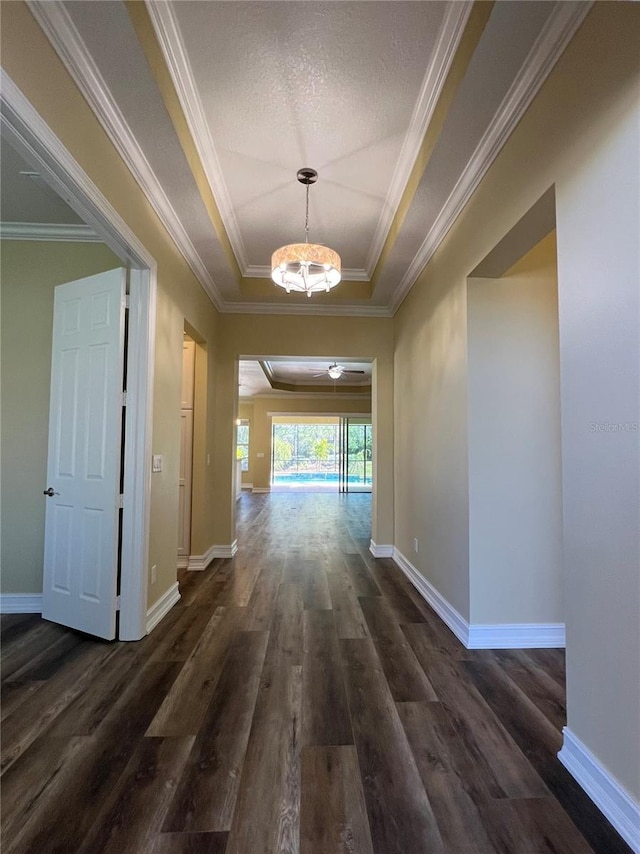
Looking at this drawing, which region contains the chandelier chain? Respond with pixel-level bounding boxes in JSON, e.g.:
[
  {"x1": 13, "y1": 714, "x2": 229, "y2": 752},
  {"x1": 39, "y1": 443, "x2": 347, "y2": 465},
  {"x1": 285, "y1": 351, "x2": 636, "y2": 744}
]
[
  {"x1": 270, "y1": 166, "x2": 341, "y2": 295},
  {"x1": 305, "y1": 182, "x2": 310, "y2": 244}
]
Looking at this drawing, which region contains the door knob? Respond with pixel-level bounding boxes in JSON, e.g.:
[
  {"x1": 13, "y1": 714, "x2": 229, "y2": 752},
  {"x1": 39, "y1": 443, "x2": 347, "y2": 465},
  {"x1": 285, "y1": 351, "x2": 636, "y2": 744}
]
[{"x1": 43, "y1": 487, "x2": 59, "y2": 497}]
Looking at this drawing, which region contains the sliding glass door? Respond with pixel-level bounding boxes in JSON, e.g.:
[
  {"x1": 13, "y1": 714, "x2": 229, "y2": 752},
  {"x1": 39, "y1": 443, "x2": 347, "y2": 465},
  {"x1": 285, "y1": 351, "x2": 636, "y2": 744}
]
[{"x1": 339, "y1": 418, "x2": 372, "y2": 493}]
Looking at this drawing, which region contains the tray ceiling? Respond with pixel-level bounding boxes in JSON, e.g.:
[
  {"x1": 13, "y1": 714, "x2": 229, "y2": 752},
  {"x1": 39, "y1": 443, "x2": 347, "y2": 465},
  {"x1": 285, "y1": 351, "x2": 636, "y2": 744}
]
[{"x1": 25, "y1": 0, "x2": 590, "y2": 315}]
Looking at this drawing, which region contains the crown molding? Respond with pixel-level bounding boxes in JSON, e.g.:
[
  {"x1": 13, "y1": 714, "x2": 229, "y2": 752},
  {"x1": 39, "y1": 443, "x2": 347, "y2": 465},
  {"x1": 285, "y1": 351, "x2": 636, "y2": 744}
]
[
  {"x1": 365, "y1": 2, "x2": 472, "y2": 274},
  {"x1": 145, "y1": 0, "x2": 249, "y2": 273},
  {"x1": 244, "y1": 264, "x2": 370, "y2": 283},
  {"x1": 27, "y1": 0, "x2": 225, "y2": 311},
  {"x1": 218, "y1": 300, "x2": 392, "y2": 318},
  {"x1": 0, "y1": 221, "x2": 101, "y2": 242},
  {"x1": 0, "y1": 70, "x2": 154, "y2": 271},
  {"x1": 390, "y1": 0, "x2": 593, "y2": 314},
  {"x1": 267, "y1": 409, "x2": 372, "y2": 416}
]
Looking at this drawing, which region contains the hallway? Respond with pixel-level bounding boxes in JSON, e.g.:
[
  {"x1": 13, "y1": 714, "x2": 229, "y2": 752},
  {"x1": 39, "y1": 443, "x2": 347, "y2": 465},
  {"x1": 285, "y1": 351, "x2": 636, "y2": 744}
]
[{"x1": 1, "y1": 493, "x2": 631, "y2": 854}]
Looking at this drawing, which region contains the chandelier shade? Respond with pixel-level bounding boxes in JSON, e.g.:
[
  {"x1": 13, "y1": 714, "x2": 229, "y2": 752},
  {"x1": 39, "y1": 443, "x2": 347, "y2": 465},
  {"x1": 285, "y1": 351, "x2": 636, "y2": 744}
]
[
  {"x1": 271, "y1": 242, "x2": 342, "y2": 295},
  {"x1": 271, "y1": 168, "x2": 342, "y2": 297}
]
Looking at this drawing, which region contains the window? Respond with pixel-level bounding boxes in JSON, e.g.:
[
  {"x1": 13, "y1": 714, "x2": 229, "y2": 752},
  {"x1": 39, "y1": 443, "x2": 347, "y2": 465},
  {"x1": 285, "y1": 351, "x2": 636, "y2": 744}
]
[{"x1": 237, "y1": 421, "x2": 249, "y2": 471}]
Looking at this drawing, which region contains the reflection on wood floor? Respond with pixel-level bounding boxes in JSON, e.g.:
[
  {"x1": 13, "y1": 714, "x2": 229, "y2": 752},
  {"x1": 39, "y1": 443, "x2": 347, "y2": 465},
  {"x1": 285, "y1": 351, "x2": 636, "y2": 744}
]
[{"x1": 0, "y1": 492, "x2": 632, "y2": 853}]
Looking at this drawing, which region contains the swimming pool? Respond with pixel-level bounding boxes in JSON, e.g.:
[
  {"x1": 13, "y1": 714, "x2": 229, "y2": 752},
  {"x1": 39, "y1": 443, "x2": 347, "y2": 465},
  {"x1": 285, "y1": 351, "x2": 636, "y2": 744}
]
[{"x1": 272, "y1": 472, "x2": 371, "y2": 485}]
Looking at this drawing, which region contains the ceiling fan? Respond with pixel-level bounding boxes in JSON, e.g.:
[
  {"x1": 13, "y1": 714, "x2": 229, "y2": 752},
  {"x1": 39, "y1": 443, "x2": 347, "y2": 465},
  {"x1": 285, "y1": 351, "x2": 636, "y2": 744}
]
[{"x1": 313, "y1": 363, "x2": 366, "y2": 380}]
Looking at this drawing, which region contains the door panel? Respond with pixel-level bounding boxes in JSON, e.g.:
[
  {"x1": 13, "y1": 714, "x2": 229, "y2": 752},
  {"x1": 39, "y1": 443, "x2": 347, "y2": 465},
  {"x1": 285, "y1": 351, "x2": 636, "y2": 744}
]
[
  {"x1": 42, "y1": 268, "x2": 126, "y2": 640},
  {"x1": 177, "y1": 409, "x2": 194, "y2": 559}
]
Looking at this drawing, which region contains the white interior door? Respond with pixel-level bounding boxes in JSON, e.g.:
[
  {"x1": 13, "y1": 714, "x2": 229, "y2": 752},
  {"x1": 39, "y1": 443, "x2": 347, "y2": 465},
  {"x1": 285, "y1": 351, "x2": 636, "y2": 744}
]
[
  {"x1": 177, "y1": 339, "x2": 195, "y2": 565},
  {"x1": 42, "y1": 268, "x2": 126, "y2": 640},
  {"x1": 177, "y1": 409, "x2": 194, "y2": 562}
]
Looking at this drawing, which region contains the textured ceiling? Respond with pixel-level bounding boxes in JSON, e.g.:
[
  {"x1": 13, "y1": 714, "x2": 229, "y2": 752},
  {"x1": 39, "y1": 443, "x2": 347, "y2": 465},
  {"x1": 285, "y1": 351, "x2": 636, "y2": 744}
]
[
  {"x1": 0, "y1": 139, "x2": 83, "y2": 224},
  {"x1": 239, "y1": 358, "x2": 372, "y2": 398},
  {"x1": 24, "y1": 0, "x2": 587, "y2": 314},
  {"x1": 171, "y1": 1, "x2": 449, "y2": 274}
]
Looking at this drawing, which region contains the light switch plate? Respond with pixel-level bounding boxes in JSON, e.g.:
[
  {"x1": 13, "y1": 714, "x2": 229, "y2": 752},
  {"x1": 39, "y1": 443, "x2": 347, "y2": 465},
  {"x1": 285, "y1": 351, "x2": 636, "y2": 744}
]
[{"x1": 152, "y1": 454, "x2": 163, "y2": 473}]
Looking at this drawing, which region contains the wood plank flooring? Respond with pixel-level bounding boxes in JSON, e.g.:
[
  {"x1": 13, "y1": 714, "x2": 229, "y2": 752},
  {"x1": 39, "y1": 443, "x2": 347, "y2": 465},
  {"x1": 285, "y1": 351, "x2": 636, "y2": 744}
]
[{"x1": 1, "y1": 492, "x2": 633, "y2": 854}]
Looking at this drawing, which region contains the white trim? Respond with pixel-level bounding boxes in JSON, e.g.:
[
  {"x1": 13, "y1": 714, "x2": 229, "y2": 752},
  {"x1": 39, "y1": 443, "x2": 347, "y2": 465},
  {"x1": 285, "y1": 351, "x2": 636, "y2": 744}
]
[
  {"x1": 244, "y1": 265, "x2": 370, "y2": 283},
  {"x1": 219, "y1": 301, "x2": 392, "y2": 318},
  {"x1": 27, "y1": 0, "x2": 224, "y2": 311},
  {"x1": 267, "y1": 411, "x2": 372, "y2": 418},
  {"x1": 241, "y1": 482, "x2": 254, "y2": 491},
  {"x1": 392, "y1": 548, "x2": 567, "y2": 650},
  {"x1": 559, "y1": 728, "x2": 640, "y2": 854},
  {"x1": 252, "y1": 488, "x2": 271, "y2": 494},
  {"x1": 145, "y1": 0, "x2": 248, "y2": 273},
  {"x1": 1, "y1": 71, "x2": 154, "y2": 641},
  {"x1": 0, "y1": 594, "x2": 43, "y2": 614},
  {"x1": 467, "y1": 622, "x2": 565, "y2": 649},
  {"x1": 369, "y1": 540, "x2": 394, "y2": 559},
  {"x1": 212, "y1": 540, "x2": 238, "y2": 559},
  {"x1": 366, "y1": 2, "x2": 472, "y2": 273},
  {"x1": 392, "y1": 548, "x2": 470, "y2": 646},
  {"x1": 389, "y1": 1, "x2": 593, "y2": 313},
  {"x1": 146, "y1": 582, "x2": 181, "y2": 634},
  {"x1": 248, "y1": 393, "x2": 371, "y2": 401},
  {"x1": 177, "y1": 555, "x2": 189, "y2": 570},
  {"x1": 188, "y1": 540, "x2": 238, "y2": 569},
  {"x1": 0, "y1": 71, "x2": 154, "y2": 269},
  {"x1": 0, "y1": 221, "x2": 100, "y2": 242},
  {"x1": 187, "y1": 543, "x2": 217, "y2": 572},
  {"x1": 119, "y1": 268, "x2": 155, "y2": 640}
]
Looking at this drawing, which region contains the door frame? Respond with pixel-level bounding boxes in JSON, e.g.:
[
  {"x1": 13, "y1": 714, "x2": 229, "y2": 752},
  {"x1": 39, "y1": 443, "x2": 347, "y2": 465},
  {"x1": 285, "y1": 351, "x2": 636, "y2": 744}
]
[{"x1": 1, "y1": 70, "x2": 154, "y2": 639}]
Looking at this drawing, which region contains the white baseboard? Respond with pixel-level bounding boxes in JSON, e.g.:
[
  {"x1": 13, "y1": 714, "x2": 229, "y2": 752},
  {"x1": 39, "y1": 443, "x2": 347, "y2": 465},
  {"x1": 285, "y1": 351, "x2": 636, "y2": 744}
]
[
  {"x1": 252, "y1": 487, "x2": 270, "y2": 494},
  {"x1": 187, "y1": 540, "x2": 238, "y2": 570},
  {"x1": 212, "y1": 540, "x2": 238, "y2": 559},
  {"x1": 187, "y1": 543, "x2": 216, "y2": 571},
  {"x1": 391, "y1": 548, "x2": 565, "y2": 650},
  {"x1": 468, "y1": 622, "x2": 565, "y2": 649},
  {"x1": 559, "y1": 728, "x2": 640, "y2": 853},
  {"x1": 0, "y1": 594, "x2": 43, "y2": 614},
  {"x1": 177, "y1": 555, "x2": 189, "y2": 570},
  {"x1": 146, "y1": 582, "x2": 180, "y2": 633},
  {"x1": 369, "y1": 540, "x2": 394, "y2": 558},
  {"x1": 392, "y1": 548, "x2": 470, "y2": 646},
  {"x1": 241, "y1": 482, "x2": 253, "y2": 490}
]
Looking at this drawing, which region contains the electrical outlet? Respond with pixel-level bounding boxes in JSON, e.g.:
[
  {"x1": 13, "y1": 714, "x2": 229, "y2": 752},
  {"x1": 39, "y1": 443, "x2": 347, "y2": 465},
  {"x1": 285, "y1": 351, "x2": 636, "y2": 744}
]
[
  {"x1": 414, "y1": 538, "x2": 419, "y2": 554},
  {"x1": 151, "y1": 564, "x2": 157, "y2": 584}
]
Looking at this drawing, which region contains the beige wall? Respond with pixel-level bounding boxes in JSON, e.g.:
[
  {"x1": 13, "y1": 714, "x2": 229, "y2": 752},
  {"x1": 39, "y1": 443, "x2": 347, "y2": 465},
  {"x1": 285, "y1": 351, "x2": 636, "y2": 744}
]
[
  {"x1": 394, "y1": 4, "x2": 639, "y2": 799},
  {"x1": 213, "y1": 314, "x2": 393, "y2": 547},
  {"x1": 1, "y1": 2, "x2": 221, "y2": 610},
  {"x1": 0, "y1": 240, "x2": 121, "y2": 593},
  {"x1": 239, "y1": 396, "x2": 371, "y2": 490},
  {"x1": 3, "y1": 0, "x2": 638, "y2": 813},
  {"x1": 468, "y1": 232, "x2": 562, "y2": 625}
]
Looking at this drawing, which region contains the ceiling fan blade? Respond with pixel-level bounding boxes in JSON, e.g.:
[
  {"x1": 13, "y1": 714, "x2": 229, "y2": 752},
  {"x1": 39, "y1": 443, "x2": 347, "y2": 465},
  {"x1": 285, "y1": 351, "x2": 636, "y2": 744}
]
[
  {"x1": 343, "y1": 369, "x2": 366, "y2": 374},
  {"x1": 311, "y1": 372, "x2": 326, "y2": 377}
]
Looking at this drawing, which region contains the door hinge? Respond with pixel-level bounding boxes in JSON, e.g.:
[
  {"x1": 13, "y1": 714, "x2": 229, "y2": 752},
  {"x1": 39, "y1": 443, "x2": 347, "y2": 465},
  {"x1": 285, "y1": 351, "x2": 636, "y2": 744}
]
[
  {"x1": 123, "y1": 294, "x2": 130, "y2": 309},
  {"x1": 116, "y1": 595, "x2": 121, "y2": 610},
  {"x1": 121, "y1": 391, "x2": 128, "y2": 407},
  {"x1": 117, "y1": 494, "x2": 124, "y2": 509}
]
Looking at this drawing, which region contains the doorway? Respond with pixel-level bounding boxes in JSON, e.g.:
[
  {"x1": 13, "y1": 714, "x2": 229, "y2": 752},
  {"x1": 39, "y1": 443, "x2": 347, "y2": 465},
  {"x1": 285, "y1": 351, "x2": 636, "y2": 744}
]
[
  {"x1": 177, "y1": 334, "x2": 195, "y2": 568},
  {"x1": 1, "y1": 73, "x2": 156, "y2": 640}
]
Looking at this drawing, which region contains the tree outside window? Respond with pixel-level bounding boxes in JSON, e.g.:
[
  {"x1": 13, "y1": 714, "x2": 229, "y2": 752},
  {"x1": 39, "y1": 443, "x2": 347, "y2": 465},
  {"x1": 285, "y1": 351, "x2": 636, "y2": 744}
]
[{"x1": 237, "y1": 422, "x2": 249, "y2": 472}]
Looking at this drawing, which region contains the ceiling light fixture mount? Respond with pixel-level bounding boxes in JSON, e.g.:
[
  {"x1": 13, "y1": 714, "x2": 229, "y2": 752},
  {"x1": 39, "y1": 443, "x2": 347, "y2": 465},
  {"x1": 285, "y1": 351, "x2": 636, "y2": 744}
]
[{"x1": 271, "y1": 168, "x2": 341, "y2": 297}]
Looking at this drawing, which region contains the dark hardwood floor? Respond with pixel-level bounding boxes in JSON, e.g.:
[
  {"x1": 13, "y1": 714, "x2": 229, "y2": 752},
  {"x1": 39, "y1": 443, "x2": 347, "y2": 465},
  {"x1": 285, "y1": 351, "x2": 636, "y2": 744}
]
[{"x1": 1, "y1": 492, "x2": 632, "y2": 854}]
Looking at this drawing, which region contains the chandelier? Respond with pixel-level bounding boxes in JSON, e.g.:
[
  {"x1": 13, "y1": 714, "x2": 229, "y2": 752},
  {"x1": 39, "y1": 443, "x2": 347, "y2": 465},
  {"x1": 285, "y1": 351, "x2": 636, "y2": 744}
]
[{"x1": 271, "y1": 168, "x2": 341, "y2": 297}]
